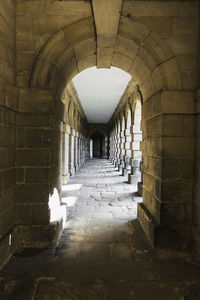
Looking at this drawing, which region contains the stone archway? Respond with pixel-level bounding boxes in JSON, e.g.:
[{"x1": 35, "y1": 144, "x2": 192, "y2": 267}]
[{"x1": 16, "y1": 1, "x2": 195, "y2": 251}]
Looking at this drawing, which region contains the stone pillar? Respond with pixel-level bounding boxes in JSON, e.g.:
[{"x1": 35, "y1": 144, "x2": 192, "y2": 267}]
[
  {"x1": 62, "y1": 124, "x2": 70, "y2": 184},
  {"x1": 74, "y1": 131, "x2": 79, "y2": 171},
  {"x1": 14, "y1": 90, "x2": 66, "y2": 250},
  {"x1": 128, "y1": 124, "x2": 142, "y2": 186},
  {"x1": 114, "y1": 131, "x2": 120, "y2": 168},
  {"x1": 69, "y1": 128, "x2": 75, "y2": 176},
  {"x1": 122, "y1": 128, "x2": 132, "y2": 176},
  {"x1": 81, "y1": 136, "x2": 86, "y2": 164},
  {"x1": 111, "y1": 130, "x2": 115, "y2": 163},
  {"x1": 109, "y1": 130, "x2": 113, "y2": 161},
  {"x1": 138, "y1": 90, "x2": 195, "y2": 250},
  {"x1": 193, "y1": 89, "x2": 200, "y2": 253},
  {"x1": 113, "y1": 131, "x2": 117, "y2": 167},
  {"x1": 118, "y1": 130, "x2": 125, "y2": 173},
  {"x1": 77, "y1": 135, "x2": 81, "y2": 168}
]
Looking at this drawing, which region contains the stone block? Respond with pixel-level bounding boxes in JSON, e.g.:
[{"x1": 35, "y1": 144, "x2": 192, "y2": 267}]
[
  {"x1": 122, "y1": 1, "x2": 198, "y2": 17},
  {"x1": 0, "y1": 206, "x2": 14, "y2": 238},
  {"x1": 16, "y1": 183, "x2": 50, "y2": 203},
  {"x1": 142, "y1": 92, "x2": 161, "y2": 117},
  {"x1": 26, "y1": 128, "x2": 50, "y2": 148},
  {"x1": 125, "y1": 142, "x2": 130, "y2": 150},
  {"x1": 16, "y1": 149, "x2": 50, "y2": 166},
  {"x1": 17, "y1": 70, "x2": 30, "y2": 88},
  {"x1": 17, "y1": 51, "x2": 37, "y2": 73},
  {"x1": 0, "y1": 188, "x2": 14, "y2": 214},
  {"x1": 16, "y1": 203, "x2": 32, "y2": 225},
  {"x1": 16, "y1": 113, "x2": 49, "y2": 127},
  {"x1": 0, "y1": 63, "x2": 15, "y2": 86},
  {"x1": 16, "y1": 128, "x2": 25, "y2": 148},
  {"x1": 0, "y1": 126, "x2": 15, "y2": 148},
  {"x1": 16, "y1": 1, "x2": 46, "y2": 15},
  {"x1": 0, "y1": 234, "x2": 11, "y2": 270},
  {"x1": 143, "y1": 155, "x2": 161, "y2": 178},
  {"x1": 19, "y1": 89, "x2": 53, "y2": 113},
  {"x1": 182, "y1": 70, "x2": 197, "y2": 90},
  {"x1": 142, "y1": 137, "x2": 161, "y2": 156},
  {"x1": 12, "y1": 223, "x2": 61, "y2": 249},
  {"x1": 125, "y1": 136, "x2": 131, "y2": 142},
  {"x1": 166, "y1": 34, "x2": 197, "y2": 56},
  {"x1": 26, "y1": 167, "x2": 49, "y2": 183},
  {"x1": 54, "y1": 99, "x2": 65, "y2": 122},
  {"x1": 160, "y1": 202, "x2": 192, "y2": 225},
  {"x1": 146, "y1": 116, "x2": 161, "y2": 138},
  {"x1": 0, "y1": 149, "x2": 15, "y2": 169},
  {"x1": 161, "y1": 179, "x2": 193, "y2": 203},
  {"x1": 32, "y1": 203, "x2": 50, "y2": 225},
  {"x1": 160, "y1": 57, "x2": 182, "y2": 90},
  {"x1": 183, "y1": 116, "x2": 195, "y2": 136},
  {"x1": 0, "y1": 169, "x2": 15, "y2": 192},
  {"x1": 162, "y1": 115, "x2": 183, "y2": 136},
  {"x1": 161, "y1": 91, "x2": 195, "y2": 114},
  {"x1": 16, "y1": 168, "x2": 25, "y2": 183},
  {"x1": 161, "y1": 158, "x2": 180, "y2": 179},
  {"x1": 162, "y1": 136, "x2": 194, "y2": 157},
  {"x1": 180, "y1": 158, "x2": 194, "y2": 179},
  {"x1": 143, "y1": 172, "x2": 161, "y2": 200},
  {"x1": 134, "y1": 16, "x2": 172, "y2": 37},
  {"x1": 137, "y1": 202, "x2": 156, "y2": 247},
  {"x1": 4, "y1": 86, "x2": 18, "y2": 111},
  {"x1": 2, "y1": 108, "x2": 15, "y2": 125}
]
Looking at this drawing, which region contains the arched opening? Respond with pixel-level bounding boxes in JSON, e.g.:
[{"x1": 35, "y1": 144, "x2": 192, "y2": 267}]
[
  {"x1": 90, "y1": 131, "x2": 105, "y2": 158},
  {"x1": 18, "y1": 13, "x2": 191, "y2": 254}
]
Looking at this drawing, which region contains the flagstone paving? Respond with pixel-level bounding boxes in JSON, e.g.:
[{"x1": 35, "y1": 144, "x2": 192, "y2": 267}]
[{"x1": 0, "y1": 159, "x2": 200, "y2": 300}]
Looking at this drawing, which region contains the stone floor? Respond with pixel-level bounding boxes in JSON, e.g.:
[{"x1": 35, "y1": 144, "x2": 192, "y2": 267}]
[{"x1": 1, "y1": 159, "x2": 200, "y2": 299}]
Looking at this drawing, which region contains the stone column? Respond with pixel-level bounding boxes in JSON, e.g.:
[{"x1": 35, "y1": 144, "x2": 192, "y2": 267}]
[
  {"x1": 77, "y1": 135, "x2": 81, "y2": 168},
  {"x1": 138, "y1": 90, "x2": 195, "y2": 250},
  {"x1": 69, "y1": 128, "x2": 75, "y2": 176},
  {"x1": 109, "y1": 130, "x2": 114, "y2": 161},
  {"x1": 193, "y1": 89, "x2": 200, "y2": 252},
  {"x1": 118, "y1": 129, "x2": 125, "y2": 173},
  {"x1": 128, "y1": 124, "x2": 142, "y2": 186},
  {"x1": 74, "y1": 131, "x2": 79, "y2": 171},
  {"x1": 122, "y1": 127, "x2": 132, "y2": 176},
  {"x1": 15, "y1": 90, "x2": 66, "y2": 250},
  {"x1": 62, "y1": 124, "x2": 70, "y2": 184},
  {"x1": 113, "y1": 131, "x2": 118, "y2": 166}
]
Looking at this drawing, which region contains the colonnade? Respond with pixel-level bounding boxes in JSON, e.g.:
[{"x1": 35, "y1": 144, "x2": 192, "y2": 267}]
[
  {"x1": 109, "y1": 87, "x2": 143, "y2": 194},
  {"x1": 61, "y1": 83, "x2": 87, "y2": 184}
]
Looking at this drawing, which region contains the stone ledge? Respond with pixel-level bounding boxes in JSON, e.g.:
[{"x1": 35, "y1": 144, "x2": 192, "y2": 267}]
[
  {"x1": 138, "y1": 202, "x2": 191, "y2": 250},
  {"x1": 11, "y1": 220, "x2": 64, "y2": 251}
]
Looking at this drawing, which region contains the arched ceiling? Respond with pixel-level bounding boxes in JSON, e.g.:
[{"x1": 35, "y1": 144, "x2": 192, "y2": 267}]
[{"x1": 30, "y1": 0, "x2": 182, "y2": 105}]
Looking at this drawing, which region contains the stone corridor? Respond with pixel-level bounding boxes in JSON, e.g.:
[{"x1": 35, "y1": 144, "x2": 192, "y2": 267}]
[{"x1": 1, "y1": 159, "x2": 200, "y2": 300}]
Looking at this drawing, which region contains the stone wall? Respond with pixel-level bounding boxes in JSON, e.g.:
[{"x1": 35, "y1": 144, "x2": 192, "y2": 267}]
[
  {"x1": 193, "y1": 8, "x2": 200, "y2": 254},
  {"x1": 0, "y1": 0, "x2": 199, "y2": 267},
  {"x1": 0, "y1": 0, "x2": 17, "y2": 267},
  {"x1": 13, "y1": 84, "x2": 88, "y2": 251}
]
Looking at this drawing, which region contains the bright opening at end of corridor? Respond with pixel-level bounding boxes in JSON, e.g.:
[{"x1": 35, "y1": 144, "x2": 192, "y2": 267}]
[{"x1": 72, "y1": 67, "x2": 132, "y2": 124}]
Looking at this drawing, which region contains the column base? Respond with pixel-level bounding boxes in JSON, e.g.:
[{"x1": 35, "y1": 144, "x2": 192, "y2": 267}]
[
  {"x1": 128, "y1": 174, "x2": 141, "y2": 185},
  {"x1": 70, "y1": 168, "x2": 75, "y2": 177},
  {"x1": 62, "y1": 173, "x2": 71, "y2": 184},
  {"x1": 138, "y1": 203, "x2": 191, "y2": 250}
]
